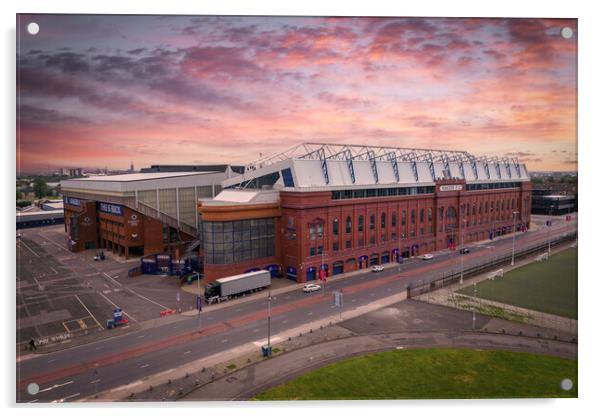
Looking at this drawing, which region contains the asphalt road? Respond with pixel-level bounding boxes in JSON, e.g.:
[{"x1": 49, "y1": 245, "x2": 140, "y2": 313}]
[{"x1": 16, "y1": 217, "x2": 577, "y2": 403}]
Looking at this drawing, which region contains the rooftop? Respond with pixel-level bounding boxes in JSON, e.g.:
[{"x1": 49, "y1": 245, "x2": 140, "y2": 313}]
[{"x1": 71, "y1": 171, "x2": 214, "y2": 182}]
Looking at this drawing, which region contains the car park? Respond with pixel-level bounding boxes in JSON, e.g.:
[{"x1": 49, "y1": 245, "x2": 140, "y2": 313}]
[
  {"x1": 371, "y1": 265, "x2": 384, "y2": 272},
  {"x1": 303, "y1": 283, "x2": 321, "y2": 293},
  {"x1": 421, "y1": 253, "x2": 434, "y2": 260}
]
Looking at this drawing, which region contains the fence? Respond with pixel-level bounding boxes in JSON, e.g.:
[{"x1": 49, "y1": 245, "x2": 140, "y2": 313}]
[{"x1": 407, "y1": 231, "x2": 577, "y2": 299}]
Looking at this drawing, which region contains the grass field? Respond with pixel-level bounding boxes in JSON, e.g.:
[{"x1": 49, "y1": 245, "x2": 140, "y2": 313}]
[
  {"x1": 456, "y1": 248, "x2": 577, "y2": 319},
  {"x1": 254, "y1": 348, "x2": 577, "y2": 400}
]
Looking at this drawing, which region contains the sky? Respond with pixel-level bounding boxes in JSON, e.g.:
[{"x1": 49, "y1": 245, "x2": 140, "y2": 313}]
[{"x1": 16, "y1": 15, "x2": 577, "y2": 173}]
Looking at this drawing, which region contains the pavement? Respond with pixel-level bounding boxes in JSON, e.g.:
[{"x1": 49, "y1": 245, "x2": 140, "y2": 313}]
[{"x1": 178, "y1": 300, "x2": 577, "y2": 401}]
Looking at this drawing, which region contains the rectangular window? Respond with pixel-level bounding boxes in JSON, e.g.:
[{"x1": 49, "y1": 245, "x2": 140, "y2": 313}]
[
  {"x1": 346, "y1": 240, "x2": 352, "y2": 249},
  {"x1": 333, "y1": 242, "x2": 339, "y2": 251},
  {"x1": 358, "y1": 239, "x2": 364, "y2": 247},
  {"x1": 310, "y1": 247, "x2": 316, "y2": 256},
  {"x1": 370, "y1": 235, "x2": 375, "y2": 244}
]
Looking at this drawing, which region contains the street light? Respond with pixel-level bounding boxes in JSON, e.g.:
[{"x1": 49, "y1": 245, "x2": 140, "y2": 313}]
[
  {"x1": 196, "y1": 272, "x2": 202, "y2": 333},
  {"x1": 267, "y1": 286, "x2": 272, "y2": 348},
  {"x1": 460, "y1": 218, "x2": 467, "y2": 284},
  {"x1": 511, "y1": 211, "x2": 519, "y2": 266},
  {"x1": 472, "y1": 282, "x2": 477, "y2": 330},
  {"x1": 548, "y1": 208, "x2": 552, "y2": 255}
]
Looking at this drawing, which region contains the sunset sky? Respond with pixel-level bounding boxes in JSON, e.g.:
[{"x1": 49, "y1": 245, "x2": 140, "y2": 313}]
[{"x1": 16, "y1": 15, "x2": 577, "y2": 173}]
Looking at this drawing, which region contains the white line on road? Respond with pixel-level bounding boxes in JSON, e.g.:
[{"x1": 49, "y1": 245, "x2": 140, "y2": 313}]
[
  {"x1": 351, "y1": 299, "x2": 357, "y2": 302},
  {"x1": 307, "y1": 312, "x2": 313, "y2": 316},
  {"x1": 281, "y1": 320, "x2": 288, "y2": 324},
  {"x1": 137, "y1": 335, "x2": 145, "y2": 339},
  {"x1": 252, "y1": 328, "x2": 259, "y2": 333},
  {"x1": 103, "y1": 272, "x2": 123, "y2": 287},
  {"x1": 220, "y1": 339, "x2": 228, "y2": 343},
  {"x1": 47, "y1": 358, "x2": 57, "y2": 363},
  {"x1": 95, "y1": 346, "x2": 104, "y2": 350},
  {"x1": 52, "y1": 392, "x2": 80, "y2": 403},
  {"x1": 39, "y1": 380, "x2": 74, "y2": 393},
  {"x1": 90, "y1": 379, "x2": 101, "y2": 384},
  {"x1": 50, "y1": 266, "x2": 58, "y2": 275},
  {"x1": 19, "y1": 240, "x2": 40, "y2": 258},
  {"x1": 183, "y1": 350, "x2": 192, "y2": 355},
  {"x1": 235, "y1": 309, "x2": 241, "y2": 312},
  {"x1": 75, "y1": 294, "x2": 103, "y2": 329},
  {"x1": 140, "y1": 364, "x2": 150, "y2": 369}
]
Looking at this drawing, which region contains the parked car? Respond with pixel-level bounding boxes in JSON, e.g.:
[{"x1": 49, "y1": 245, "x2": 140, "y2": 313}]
[
  {"x1": 93, "y1": 251, "x2": 106, "y2": 261},
  {"x1": 460, "y1": 248, "x2": 470, "y2": 254},
  {"x1": 421, "y1": 253, "x2": 434, "y2": 260},
  {"x1": 371, "y1": 265, "x2": 384, "y2": 272},
  {"x1": 303, "y1": 283, "x2": 321, "y2": 293}
]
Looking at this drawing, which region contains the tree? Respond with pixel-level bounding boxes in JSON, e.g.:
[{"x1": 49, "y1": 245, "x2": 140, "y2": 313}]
[
  {"x1": 33, "y1": 178, "x2": 48, "y2": 199},
  {"x1": 16, "y1": 190, "x2": 23, "y2": 200},
  {"x1": 16, "y1": 200, "x2": 32, "y2": 208}
]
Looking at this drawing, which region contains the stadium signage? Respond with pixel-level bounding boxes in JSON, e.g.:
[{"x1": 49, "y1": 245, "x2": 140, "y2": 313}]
[
  {"x1": 439, "y1": 185, "x2": 463, "y2": 192},
  {"x1": 64, "y1": 196, "x2": 81, "y2": 206},
  {"x1": 98, "y1": 202, "x2": 123, "y2": 216}
]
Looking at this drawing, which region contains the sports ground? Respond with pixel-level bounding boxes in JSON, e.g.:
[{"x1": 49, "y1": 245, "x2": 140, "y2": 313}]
[
  {"x1": 456, "y1": 247, "x2": 577, "y2": 319},
  {"x1": 255, "y1": 348, "x2": 577, "y2": 400}
]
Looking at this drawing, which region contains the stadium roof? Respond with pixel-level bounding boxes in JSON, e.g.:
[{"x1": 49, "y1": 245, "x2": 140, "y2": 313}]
[{"x1": 221, "y1": 142, "x2": 530, "y2": 191}]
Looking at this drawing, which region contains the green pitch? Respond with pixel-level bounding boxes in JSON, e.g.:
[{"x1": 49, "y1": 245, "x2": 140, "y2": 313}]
[
  {"x1": 254, "y1": 348, "x2": 577, "y2": 400},
  {"x1": 456, "y1": 248, "x2": 577, "y2": 319}
]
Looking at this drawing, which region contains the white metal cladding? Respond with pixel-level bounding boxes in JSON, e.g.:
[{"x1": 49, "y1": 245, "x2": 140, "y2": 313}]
[
  {"x1": 61, "y1": 171, "x2": 227, "y2": 193},
  {"x1": 219, "y1": 142, "x2": 529, "y2": 190}
]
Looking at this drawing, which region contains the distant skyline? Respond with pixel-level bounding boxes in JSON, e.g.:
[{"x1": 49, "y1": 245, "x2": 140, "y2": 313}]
[{"x1": 17, "y1": 15, "x2": 577, "y2": 173}]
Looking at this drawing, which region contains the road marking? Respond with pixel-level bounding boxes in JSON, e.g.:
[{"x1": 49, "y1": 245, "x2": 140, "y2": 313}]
[
  {"x1": 235, "y1": 309, "x2": 241, "y2": 312},
  {"x1": 38, "y1": 233, "x2": 71, "y2": 254},
  {"x1": 103, "y1": 272, "x2": 123, "y2": 287},
  {"x1": 39, "y1": 380, "x2": 74, "y2": 393},
  {"x1": 28, "y1": 399, "x2": 38, "y2": 403},
  {"x1": 86, "y1": 272, "x2": 100, "y2": 277},
  {"x1": 96, "y1": 291, "x2": 139, "y2": 323},
  {"x1": 140, "y1": 364, "x2": 150, "y2": 369},
  {"x1": 137, "y1": 335, "x2": 145, "y2": 339},
  {"x1": 281, "y1": 320, "x2": 288, "y2": 324},
  {"x1": 19, "y1": 240, "x2": 40, "y2": 258},
  {"x1": 370, "y1": 293, "x2": 375, "y2": 297},
  {"x1": 351, "y1": 299, "x2": 357, "y2": 303},
  {"x1": 47, "y1": 358, "x2": 57, "y2": 363},
  {"x1": 90, "y1": 379, "x2": 101, "y2": 384},
  {"x1": 52, "y1": 392, "x2": 80, "y2": 403},
  {"x1": 49, "y1": 266, "x2": 58, "y2": 275},
  {"x1": 221, "y1": 339, "x2": 228, "y2": 343},
  {"x1": 173, "y1": 325, "x2": 180, "y2": 329},
  {"x1": 183, "y1": 350, "x2": 192, "y2": 355},
  {"x1": 307, "y1": 312, "x2": 313, "y2": 316},
  {"x1": 252, "y1": 328, "x2": 259, "y2": 333},
  {"x1": 95, "y1": 346, "x2": 104, "y2": 350},
  {"x1": 75, "y1": 294, "x2": 103, "y2": 330}
]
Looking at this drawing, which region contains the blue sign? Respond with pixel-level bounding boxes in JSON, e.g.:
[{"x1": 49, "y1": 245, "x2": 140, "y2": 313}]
[
  {"x1": 113, "y1": 308, "x2": 123, "y2": 321},
  {"x1": 98, "y1": 202, "x2": 123, "y2": 216},
  {"x1": 64, "y1": 196, "x2": 81, "y2": 207}
]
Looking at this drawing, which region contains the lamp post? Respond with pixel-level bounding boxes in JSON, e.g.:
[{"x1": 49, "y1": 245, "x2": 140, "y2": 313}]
[
  {"x1": 196, "y1": 272, "x2": 202, "y2": 333},
  {"x1": 460, "y1": 218, "x2": 467, "y2": 284},
  {"x1": 511, "y1": 211, "x2": 519, "y2": 266},
  {"x1": 472, "y1": 282, "x2": 477, "y2": 330},
  {"x1": 267, "y1": 287, "x2": 272, "y2": 348},
  {"x1": 547, "y1": 208, "x2": 552, "y2": 255},
  {"x1": 321, "y1": 228, "x2": 327, "y2": 296}
]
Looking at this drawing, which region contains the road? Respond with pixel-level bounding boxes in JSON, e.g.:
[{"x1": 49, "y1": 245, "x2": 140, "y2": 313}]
[{"x1": 16, "y1": 216, "x2": 577, "y2": 402}]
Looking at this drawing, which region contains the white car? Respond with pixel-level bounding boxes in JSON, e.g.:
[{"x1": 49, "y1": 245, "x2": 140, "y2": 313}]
[
  {"x1": 303, "y1": 283, "x2": 321, "y2": 293},
  {"x1": 371, "y1": 265, "x2": 384, "y2": 272},
  {"x1": 421, "y1": 253, "x2": 434, "y2": 260}
]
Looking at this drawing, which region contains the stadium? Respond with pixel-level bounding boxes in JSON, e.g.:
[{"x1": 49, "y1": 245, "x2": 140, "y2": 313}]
[{"x1": 60, "y1": 143, "x2": 532, "y2": 283}]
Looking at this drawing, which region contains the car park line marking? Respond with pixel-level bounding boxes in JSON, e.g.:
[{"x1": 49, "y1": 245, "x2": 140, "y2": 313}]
[
  {"x1": 39, "y1": 233, "x2": 71, "y2": 254},
  {"x1": 50, "y1": 267, "x2": 58, "y2": 275},
  {"x1": 183, "y1": 350, "x2": 192, "y2": 355},
  {"x1": 103, "y1": 273, "x2": 123, "y2": 287},
  {"x1": 96, "y1": 291, "x2": 139, "y2": 323},
  {"x1": 28, "y1": 399, "x2": 38, "y2": 403},
  {"x1": 19, "y1": 240, "x2": 40, "y2": 258},
  {"x1": 140, "y1": 364, "x2": 150, "y2": 369},
  {"x1": 62, "y1": 322, "x2": 71, "y2": 333},
  {"x1": 86, "y1": 272, "x2": 100, "y2": 277},
  {"x1": 74, "y1": 294, "x2": 103, "y2": 330},
  {"x1": 129, "y1": 291, "x2": 169, "y2": 310}
]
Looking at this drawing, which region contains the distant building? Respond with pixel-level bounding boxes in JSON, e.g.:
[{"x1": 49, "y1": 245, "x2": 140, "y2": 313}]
[{"x1": 531, "y1": 189, "x2": 576, "y2": 215}]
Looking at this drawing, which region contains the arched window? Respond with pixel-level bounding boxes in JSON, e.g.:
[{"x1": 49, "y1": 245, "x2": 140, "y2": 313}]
[
  {"x1": 381, "y1": 213, "x2": 386, "y2": 228},
  {"x1": 333, "y1": 218, "x2": 339, "y2": 235},
  {"x1": 345, "y1": 216, "x2": 352, "y2": 234},
  {"x1": 485, "y1": 201, "x2": 489, "y2": 212},
  {"x1": 402, "y1": 210, "x2": 406, "y2": 225},
  {"x1": 370, "y1": 214, "x2": 375, "y2": 230},
  {"x1": 358, "y1": 215, "x2": 364, "y2": 232},
  {"x1": 472, "y1": 203, "x2": 476, "y2": 216},
  {"x1": 446, "y1": 206, "x2": 457, "y2": 219},
  {"x1": 428, "y1": 208, "x2": 433, "y2": 222},
  {"x1": 420, "y1": 208, "x2": 425, "y2": 223},
  {"x1": 411, "y1": 209, "x2": 416, "y2": 224},
  {"x1": 392, "y1": 212, "x2": 397, "y2": 227}
]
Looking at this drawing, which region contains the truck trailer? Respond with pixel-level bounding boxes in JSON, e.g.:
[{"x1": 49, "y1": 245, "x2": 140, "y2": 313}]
[{"x1": 204, "y1": 270, "x2": 271, "y2": 304}]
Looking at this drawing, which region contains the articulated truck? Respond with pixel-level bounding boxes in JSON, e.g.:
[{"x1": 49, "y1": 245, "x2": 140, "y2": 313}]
[{"x1": 204, "y1": 270, "x2": 271, "y2": 304}]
